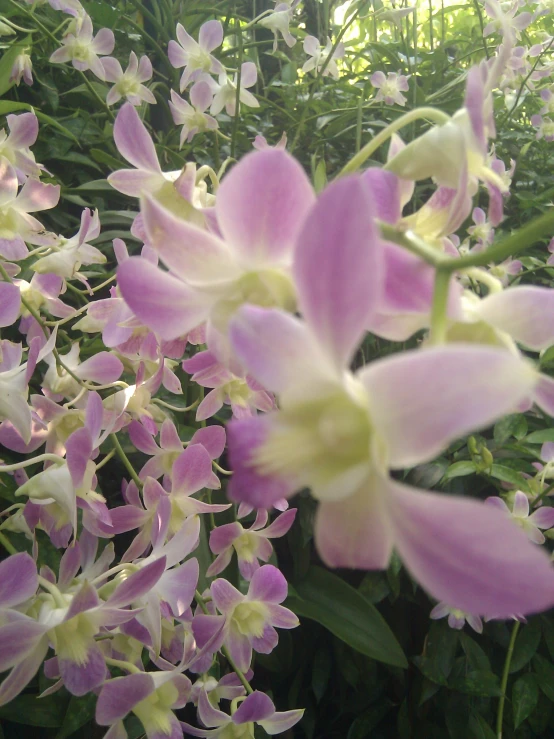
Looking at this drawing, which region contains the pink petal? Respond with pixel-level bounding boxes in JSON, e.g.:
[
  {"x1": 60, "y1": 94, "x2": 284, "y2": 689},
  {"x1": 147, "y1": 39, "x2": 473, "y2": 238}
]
[
  {"x1": 0, "y1": 619, "x2": 46, "y2": 671},
  {"x1": 198, "y1": 20, "x2": 223, "y2": 52},
  {"x1": 232, "y1": 691, "x2": 275, "y2": 723},
  {"x1": 314, "y1": 478, "x2": 393, "y2": 569},
  {"x1": 117, "y1": 258, "x2": 211, "y2": 340},
  {"x1": 113, "y1": 103, "x2": 161, "y2": 173},
  {"x1": 388, "y1": 478, "x2": 554, "y2": 616},
  {"x1": 96, "y1": 674, "x2": 154, "y2": 724},
  {"x1": 190, "y1": 425, "x2": 226, "y2": 458},
  {"x1": 128, "y1": 420, "x2": 159, "y2": 455},
  {"x1": 0, "y1": 281, "x2": 20, "y2": 327},
  {"x1": 259, "y1": 708, "x2": 304, "y2": 735},
  {"x1": 7, "y1": 112, "x2": 38, "y2": 148},
  {"x1": 360, "y1": 345, "x2": 537, "y2": 469},
  {"x1": 91, "y1": 27, "x2": 115, "y2": 55},
  {"x1": 477, "y1": 286, "x2": 554, "y2": 351},
  {"x1": 293, "y1": 176, "x2": 383, "y2": 368},
  {"x1": 0, "y1": 552, "x2": 37, "y2": 608},
  {"x1": 0, "y1": 637, "x2": 48, "y2": 707},
  {"x1": 529, "y1": 506, "x2": 554, "y2": 529},
  {"x1": 172, "y1": 443, "x2": 214, "y2": 494},
  {"x1": 216, "y1": 149, "x2": 315, "y2": 262},
  {"x1": 534, "y1": 374, "x2": 554, "y2": 415},
  {"x1": 76, "y1": 352, "x2": 123, "y2": 383},
  {"x1": 107, "y1": 556, "x2": 166, "y2": 608},
  {"x1": 361, "y1": 169, "x2": 402, "y2": 224},
  {"x1": 262, "y1": 508, "x2": 297, "y2": 538},
  {"x1": 59, "y1": 643, "x2": 106, "y2": 696},
  {"x1": 247, "y1": 564, "x2": 287, "y2": 604},
  {"x1": 210, "y1": 522, "x2": 242, "y2": 553},
  {"x1": 210, "y1": 578, "x2": 243, "y2": 614}
]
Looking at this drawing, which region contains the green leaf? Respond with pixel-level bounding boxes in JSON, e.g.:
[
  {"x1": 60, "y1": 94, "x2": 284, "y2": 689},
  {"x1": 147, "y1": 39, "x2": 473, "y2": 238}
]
[
  {"x1": 525, "y1": 429, "x2": 554, "y2": 444},
  {"x1": 442, "y1": 460, "x2": 477, "y2": 480},
  {"x1": 533, "y1": 654, "x2": 554, "y2": 701},
  {"x1": 287, "y1": 566, "x2": 407, "y2": 668},
  {"x1": 0, "y1": 694, "x2": 68, "y2": 727},
  {"x1": 512, "y1": 674, "x2": 539, "y2": 729},
  {"x1": 509, "y1": 621, "x2": 541, "y2": 674},
  {"x1": 448, "y1": 670, "x2": 502, "y2": 697},
  {"x1": 55, "y1": 693, "x2": 97, "y2": 739},
  {"x1": 488, "y1": 464, "x2": 530, "y2": 492},
  {"x1": 494, "y1": 414, "x2": 528, "y2": 444},
  {"x1": 311, "y1": 646, "x2": 331, "y2": 703},
  {"x1": 458, "y1": 632, "x2": 491, "y2": 672},
  {"x1": 413, "y1": 621, "x2": 458, "y2": 685},
  {"x1": 468, "y1": 712, "x2": 497, "y2": 739},
  {"x1": 347, "y1": 703, "x2": 392, "y2": 738}
]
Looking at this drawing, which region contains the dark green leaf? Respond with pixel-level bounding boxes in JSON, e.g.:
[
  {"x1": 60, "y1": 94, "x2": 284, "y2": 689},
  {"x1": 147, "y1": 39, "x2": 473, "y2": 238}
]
[
  {"x1": 509, "y1": 621, "x2": 541, "y2": 673},
  {"x1": 288, "y1": 566, "x2": 407, "y2": 668},
  {"x1": 448, "y1": 670, "x2": 502, "y2": 697},
  {"x1": 512, "y1": 674, "x2": 539, "y2": 729},
  {"x1": 311, "y1": 646, "x2": 331, "y2": 703},
  {"x1": 0, "y1": 694, "x2": 68, "y2": 727},
  {"x1": 489, "y1": 464, "x2": 530, "y2": 492},
  {"x1": 442, "y1": 461, "x2": 477, "y2": 480},
  {"x1": 55, "y1": 693, "x2": 97, "y2": 739},
  {"x1": 494, "y1": 414, "x2": 528, "y2": 444},
  {"x1": 468, "y1": 712, "x2": 497, "y2": 739},
  {"x1": 533, "y1": 654, "x2": 554, "y2": 701},
  {"x1": 525, "y1": 429, "x2": 554, "y2": 444},
  {"x1": 347, "y1": 703, "x2": 392, "y2": 738},
  {"x1": 459, "y1": 632, "x2": 491, "y2": 672}
]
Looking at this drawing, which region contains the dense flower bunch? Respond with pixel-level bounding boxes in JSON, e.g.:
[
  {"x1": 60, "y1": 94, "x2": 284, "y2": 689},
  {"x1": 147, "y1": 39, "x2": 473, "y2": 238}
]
[{"x1": 1, "y1": 0, "x2": 554, "y2": 736}]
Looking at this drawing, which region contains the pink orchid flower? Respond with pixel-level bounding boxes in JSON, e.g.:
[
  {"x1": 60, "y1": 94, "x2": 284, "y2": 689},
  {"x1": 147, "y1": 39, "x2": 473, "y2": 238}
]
[
  {"x1": 0, "y1": 112, "x2": 42, "y2": 182},
  {"x1": 101, "y1": 51, "x2": 156, "y2": 106},
  {"x1": 302, "y1": 36, "x2": 344, "y2": 79},
  {"x1": 169, "y1": 82, "x2": 218, "y2": 146},
  {"x1": 370, "y1": 71, "x2": 410, "y2": 106},
  {"x1": 49, "y1": 14, "x2": 114, "y2": 80},
  {"x1": 225, "y1": 174, "x2": 554, "y2": 618},
  {"x1": 168, "y1": 20, "x2": 224, "y2": 92},
  {"x1": 210, "y1": 62, "x2": 260, "y2": 117},
  {"x1": 9, "y1": 52, "x2": 33, "y2": 86}
]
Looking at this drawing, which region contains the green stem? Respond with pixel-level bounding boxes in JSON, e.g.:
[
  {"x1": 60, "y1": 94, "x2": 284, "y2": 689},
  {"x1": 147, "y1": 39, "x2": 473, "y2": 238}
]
[
  {"x1": 339, "y1": 107, "x2": 450, "y2": 176},
  {"x1": 429, "y1": 268, "x2": 451, "y2": 345},
  {"x1": 110, "y1": 433, "x2": 143, "y2": 489},
  {"x1": 6, "y1": 0, "x2": 58, "y2": 43},
  {"x1": 444, "y1": 208, "x2": 554, "y2": 270},
  {"x1": 230, "y1": 17, "x2": 243, "y2": 160},
  {"x1": 472, "y1": 0, "x2": 489, "y2": 59},
  {"x1": 496, "y1": 620, "x2": 521, "y2": 738},
  {"x1": 0, "y1": 531, "x2": 17, "y2": 555},
  {"x1": 79, "y1": 72, "x2": 114, "y2": 121}
]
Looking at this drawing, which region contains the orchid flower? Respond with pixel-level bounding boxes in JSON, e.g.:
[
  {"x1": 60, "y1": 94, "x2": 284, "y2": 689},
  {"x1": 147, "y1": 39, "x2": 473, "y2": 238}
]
[
  {"x1": 485, "y1": 491, "x2": 554, "y2": 544},
  {"x1": 483, "y1": 1, "x2": 532, "y2": 41},
  {"x1": 168, "y1": 20, "x2": 224, "y2": 92},
  {"x1": 108, "y1": 104, "x2": 213, "y2": 227},
  {"x1": 207, "y1": 508, "x2": 297, "y2": 579},
  {"x1": 210, "y1": 63, "x2": 260, "y2": 117},
  {"x1": 0, "y1": 158, "x2": 60, "y2": 261},
  {"x1": 49, "y1": 14, "x2": 114, "y2": 80},
  {"x1": 31, "y1": 208, "x2": 106, "y2": 280},
  {"x1": 430, "y1": 602, "x2": 483, "y2": 633},
  {"x1": 193, "y1": 565, "x2": 299, "y2": 672},
  {"x1": 101, "y1": 51, "x2": 156, "y2": 106},
  {"x1": 96, "y1": 669, "x2": 191, "y2": 739},
  {"x1": 182, "y1": 689, "x2": 304, "y2": 738},
  {"x1": 0, "y1": 112, "x2": 42, "y2": 182},
  {"x1": 116, "y1": 148, "x2": 315, "y2": 361},
  {"x1": 225, "y1": 174, "x2": 554, "y2": 618},
  {"x1": 370, "y1": 71, "x2": 410, "y2": 106},
  {"x1": 10, "y1": 52, "x2": 33, "y2": 86},
  {"x1": 467, "y1": 207, "x2": 495, "y2": 248},
  {"x1": 258, "y1": 2, "x2": 299, "y2": 51},
  {"x1": 169, "y1": 82, "x2": 218, "y2": 146},
  {"x1": 531, "y1": 114, "x2": 554, "y2": 141},
  {"x1": 182, "y1": 350, "x2": 274, "y2": 420},
  {"x1": 42, "y1": 343, "x2": 123, "y2": 399},
  {"x1": 302, "y1": 36, "x2": 344, "y2": 79}
]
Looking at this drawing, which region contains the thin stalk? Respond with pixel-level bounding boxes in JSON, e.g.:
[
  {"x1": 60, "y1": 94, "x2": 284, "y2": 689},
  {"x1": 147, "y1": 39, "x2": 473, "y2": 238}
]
[
  {"x1": 110, "y1": 433, "x2": 143, "y2": 489},
  {"x1": 0, "y1": 531, "x2": 17, "y2": 555},
  {"x1": 230, "y1": 17, "x2": 243, "y2": 160},
  {"x1": 339, "y1": 107, "x2": 450, "y2": 176},
  {"x1": 496, "y1": 620, "x2": 521, "y2": 738},
  {"x1": 472, "y1": 0, "x2": 489, "y2": 59},
  {"x1": 429, "y1": 268, "x2": 451, "y2": 345},
  {"x1": 79, "y1": 72, "x2": 114, "y2": 121}
]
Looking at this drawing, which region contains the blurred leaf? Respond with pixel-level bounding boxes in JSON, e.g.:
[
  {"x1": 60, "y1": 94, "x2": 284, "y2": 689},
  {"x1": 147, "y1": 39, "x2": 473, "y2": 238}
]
[
  {"x1": 414, "y1": 621, "x2": 458, "y2": 685},
  {"x1": 288, "y1": 566, "x2": 407, "y2": 668},
  {"x1": 55, "y1": 693, "x2": 97, "y2": 739},
  {"x1": 509, "y1": 621, "x2": 541, "y2": 674},
  {"x1": 494, "y1": 414, "x2": 528, "y2": 444},
  {"x1": 448, "y1": 670, "x2": 502, "y2": 697},
  {"x1": 525, "y1": 429, "x2": 554, "y2": 444},
  {"x1": 311, "y1": 646, "x2": 332, "y2": 703},
  {"x1": 468, "y1": 712, "x2": 497, "y2": 739},
  {"x1": 533, "y1": 654, "x2": 554, "y2": 701},
  {"x1": 347, "y1": 702, "x2": 392, "y2": 738},
  {"x1": 442, "y1": 461, "x2": 477, "y2": 480},
  {"x1": 512, "y1": 674, "x2": 539, "y2": 729},
  {"x1": 459, "y1": 632, "x2": 491, "y2": 672},
  {"x1": 488, "y1": 464, "x2": 530, "y2": 492},
  {"x1": 0, "y1": 36, "x2": 31, "y2": 98},
  {"x1": 0, "y1": 694, "x2": 68, "y2": 727}
]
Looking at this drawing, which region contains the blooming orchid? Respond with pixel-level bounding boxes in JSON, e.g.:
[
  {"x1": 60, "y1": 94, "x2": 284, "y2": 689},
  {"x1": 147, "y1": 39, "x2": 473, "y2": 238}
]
[
  {"x1": 169, "y1": 83, "x2": 218, "y2": 146},
  {"x1": 210, "y1": 63, "x2": 260, "y2": 117},
  {"x1": 225, "y1": 175, "x2": 554, "y2": 618},
  {"x1": 0, "y1": 112, "x2": 42, "y2": 182},
  {"x1": 49, "y1": 14, "x2": 114, "y2": 79},
  {"x1": 302, "y1": 36, "x2": 345, "y2": 79},
  {"x1": 486, "y1": 491, "x2": 554, "y2": 544},
  {"x1": 430, "y1": 602, "x2": 483, "y2": 633},
  {"x1": 101, "y1": 52, "x2": 156, "y2": 107},
  {"x1": 10, "y1": 52, "x2": 33, "y2": 86},
  {"x1": 258, "y1": 2, "x2": 299, "y2": 51},
  {"x1": 370, "y1": 71, "x2": 410, "y2": 106},
  {"x1": 168, "y1": 20, "x2": 224, "y2": 92}
]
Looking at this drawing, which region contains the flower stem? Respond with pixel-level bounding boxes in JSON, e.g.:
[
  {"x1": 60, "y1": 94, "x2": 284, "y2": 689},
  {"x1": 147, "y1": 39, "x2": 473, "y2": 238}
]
[
  {"x1": 496, "y1": 620, "x2": 520, "y2": 738},
  {"x1": 339, "y1": 107, "x2": 450, "y2": 176},
  {"x1": 0, "y1": 531, "x2": 17, "y2": 555},
  {"x1": 79, "y1": 72, "x2": 115, "y2": 121},
  {"x1": 110, "y1": 433, "x2": 143, "y2": 489},
  {"x1": 429, "y1": 268, "x2": 451, "y2": 345}
]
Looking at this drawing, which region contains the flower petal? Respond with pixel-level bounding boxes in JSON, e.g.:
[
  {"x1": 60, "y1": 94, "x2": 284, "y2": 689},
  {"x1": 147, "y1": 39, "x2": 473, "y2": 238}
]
[
  {"x1": 388, "y1": 478, "x2": 554, "y2": 616},
  {"x1": 360, "y1": 345, "x2": 537, "y2": 469},
  {"x1": 113, "y1": 103, "x2": 161, "y2": 173},
  {"x1": 477, "y1": 286, "x2": 554, "y2": 351},
  {"x1": 293, "y1": 176, "x2": 383, "y2": 368},
  {"x1": 216, "y1": 149, "x2": 315, "y2": 263},
  {"x1": 96, "y1": 673, "x2": 154, "y2": 724}
]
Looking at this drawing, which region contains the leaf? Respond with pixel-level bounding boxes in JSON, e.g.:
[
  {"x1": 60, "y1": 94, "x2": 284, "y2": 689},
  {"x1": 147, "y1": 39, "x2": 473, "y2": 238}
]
[
  {"x1": 0, "y1": 694, "x2": 68, "y2": 727},
  {"x1": 74, "y1": 179, "x2": 114, "y2": 192},
  {"x1": 525, "y1": 429, "x2": 554, "y2": 444},
  {"x1": 458, "y1": 632, "x2": 491, "y2": 672},
  {"x1": 509, "y1": 621, "x2": 541, "y2": 674},
  {"x1": 533, "y1": 654, "x2": 554, "y2": 701},
  {"x1": 512, "y1": 674, "x2": 539, "y2": 729},
  {"x1": 55, "y1": 693, "x2": 97, "y2": 739},
  {"x1": 442, "y1": 460, "x2": 477, "y2": 480},
  {"x1": 448, "y1": 670, "x2": 502, "y2": 697},
  {"x1": 468, "y1": 713, "x2": 497, "y2": 739},
  {"x1": 414, "y1": 621, "x2": 458, "y2": 685},
  {"x1": 311, "y1": 646, "x2": 331, "y2": 703},
  {"x1": 494, "y1": 414, "x2": 528, "y2": 444},
  {"x1": 287, "y1": 566, "x2": 407, "y2": 668},
  {"x1": 488, "y1": 464, "x2": 530, "y2": 492},
  {"x1": 347, "y1": 703, "x2": 392, "y2": 738}
]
